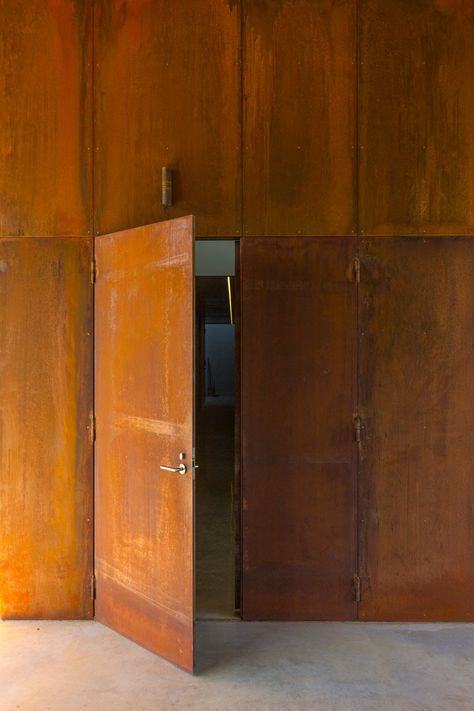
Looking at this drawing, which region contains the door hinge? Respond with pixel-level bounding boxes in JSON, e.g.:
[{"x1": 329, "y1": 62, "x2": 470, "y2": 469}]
[
  {"x1": 353, "y1": 256, "x2": 361, "y2": 284},
  {"x1": 352, "y1": 574, "x2": 361, "y2": 603},
  {"x1": 89, "y1": 412, "x2": 96, "y2": 443},
  {"x1": 353, "y1": 413, "x2": 363, "y2": 443},
  {"x1": 90, "y1": 573, "x2": 96, "y2": 600},
  {"x1": 90, "y1": 258, "x2": 97, "y2": 284}
]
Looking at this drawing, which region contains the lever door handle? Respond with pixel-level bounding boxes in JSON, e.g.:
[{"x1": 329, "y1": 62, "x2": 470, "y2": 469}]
[
  {"x1": 160, "y1": 463, "x2": 187, "y2": 475},
  {"x1": 160, "y1": 452, "x2": 187, "y2": 475}
]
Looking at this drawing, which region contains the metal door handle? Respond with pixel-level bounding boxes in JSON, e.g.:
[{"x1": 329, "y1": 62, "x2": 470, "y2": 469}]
[
  {"x1": 160, "y1": 463, "x2": 187, "y2": 474},
  {"x1": 160, "y1": 452, "x2": 187, "y2": 475}
]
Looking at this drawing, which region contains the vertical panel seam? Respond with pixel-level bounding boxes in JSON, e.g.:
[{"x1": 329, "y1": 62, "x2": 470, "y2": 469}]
[
  {"x1": 355, "y1": 0, "x2": 362, "y2": 617},
  {"x1": 91, "y1": 0, "x2": 97, "y2": 618},
  {"x1": 240, "y1": 1, "x2": 245, "y2": 236}
]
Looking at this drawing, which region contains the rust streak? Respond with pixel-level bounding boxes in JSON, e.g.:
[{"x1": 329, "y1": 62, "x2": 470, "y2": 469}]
[{"x1": 113, "y1": 413, "x2": 186, "y2": 438}]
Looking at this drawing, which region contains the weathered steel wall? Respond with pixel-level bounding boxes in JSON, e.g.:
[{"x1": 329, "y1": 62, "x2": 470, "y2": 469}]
[
  {"x1": 241, "y1": 237, "x2": 358, "y2": 620},
  {"x1": 0, "y1": 238, "x2": 93, "y2": 619},
  {"x1": 360, "y1": 0, "x2": 474, "y2": 236},
  {"x1": 1, "y1": 0, "x2": 474, "y2": 623},
  {"x1": 93, "y1": 1, "x2": 474, "y2": 239},
  {"x1": 0, "y1": 1, "x2": 93, "y2": 619},
  {"x1": 94, "y1": 0, "x2": 241, "y2": 238},
  {"x1": 243, "y1": 0, "x2": 357, "y2": 236},
  {"x1": 0, "y1": 0, "x2": 92, "y2": 236},
  {"x1": 359, "y1": 238, "x2": 474, "y2": 621}
]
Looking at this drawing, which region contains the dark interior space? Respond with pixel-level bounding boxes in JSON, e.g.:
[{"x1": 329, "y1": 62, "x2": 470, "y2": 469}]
[{"x1": 195, "y1": 243, "x2": 238, "y2": 620}]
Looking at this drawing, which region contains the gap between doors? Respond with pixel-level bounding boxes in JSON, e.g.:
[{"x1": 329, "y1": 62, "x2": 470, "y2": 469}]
[{"x1": 195, "y1": 239, "x2": 241, "y2": 621}]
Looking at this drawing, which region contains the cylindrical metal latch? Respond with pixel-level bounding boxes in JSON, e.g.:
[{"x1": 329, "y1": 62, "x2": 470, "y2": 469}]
[{"x1": 162, "y1": 166, "x2": 173, "y2": 207}]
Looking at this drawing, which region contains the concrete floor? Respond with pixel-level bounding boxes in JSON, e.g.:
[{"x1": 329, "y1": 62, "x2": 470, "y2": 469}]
[
  {"x1": 5, "y1": 379, "x2": 473, "y2": 708},
  {"x1": 1, "y1": 620, "x2": 474, "y2": 710}
]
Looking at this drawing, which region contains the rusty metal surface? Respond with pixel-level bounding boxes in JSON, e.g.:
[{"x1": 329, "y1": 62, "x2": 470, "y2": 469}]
[
  {"x1": 360, "y1": 1, "x2": 474, "y2": 235},
  {"x1": 95, "y1": 217, "x2": 195, "y2": 671},
  {"x1": 0, "y1": 0, "x2": 92, "y2": 236},
  {"x1": 359, "y1": 237, "x2": 474, "y2": 621},
  {"x1": 241, "y1": 237, "x2": 357, "y2": 620},
  {"x1": 243, "y1": 0, "x2": 356, "y2": 237},
  {"x1": 0, "y1": 237, "x2": 93, "y2": 619},
  {"x1": 94, "y1": 0, "x2": 241, "y2": 238}
]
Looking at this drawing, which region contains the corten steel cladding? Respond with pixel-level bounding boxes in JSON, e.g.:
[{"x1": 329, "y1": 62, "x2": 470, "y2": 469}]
[
  {"x1": 95, "y1": 217, "x2": 195, "y2": 671},
  {"x1": 0, "y1": 237, "x2": 93, "y2": 619},
  {"x1": 359, "y1": 238, "x2": 474, "y2": 621},
  {"x1": 94, "y1": 0, "x2": 241, "y2": 237},
  {"x1": 243, "y1": 0, "x2": 356, "y2": 236},
  {"x1": 360, "y1": 0, "x2": 474, "y2": 235},
  {"x1": 0, "y1": 0, "x2": 92, "y2": 236},
  {"x1": 241, "y1": 238, "x2": 358, "y2": 620}
]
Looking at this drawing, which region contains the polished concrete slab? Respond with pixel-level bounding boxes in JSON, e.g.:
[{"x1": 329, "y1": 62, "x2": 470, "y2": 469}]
[{"x1": 1, "y1": 620, "x2": 474, "y2": 710}]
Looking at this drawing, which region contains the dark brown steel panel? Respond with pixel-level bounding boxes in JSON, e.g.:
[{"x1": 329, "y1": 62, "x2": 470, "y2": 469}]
[
  {"x1": 0, "y1": 237, "x2": 93, "y2": 619},
  {"x1": 241, "y1": 237, "x2": 357, "y2": 620},
  {"x1": 94, "y1": 0, "x2": 241, "y2": 238},
  {"x1": 0, "y1": 1, "x2": 92, "y2": 236},
  {"x1": 95, "y1": 217, "x2": 195, "y2": 671},
  {"x1": 359, "y1": 237, "x2": 474, "y2": 621},
  {"x1": 243, "y1": 0, "x2": 356, "y2": 237},
  {"x1": 360, "y1": 1, "x2": 474, "y2": 236}
]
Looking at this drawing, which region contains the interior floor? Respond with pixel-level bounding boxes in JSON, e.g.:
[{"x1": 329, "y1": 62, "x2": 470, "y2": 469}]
[
  {"x1": 196, "y1": 400, "x2": 237, "y2": 620},
  {"x1": 2, "y1": 620, "x2": 474, "y2": 710}
]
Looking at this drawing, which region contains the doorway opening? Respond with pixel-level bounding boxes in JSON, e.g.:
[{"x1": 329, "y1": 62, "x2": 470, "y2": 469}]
[{"x1": 195, "y1": 240, "x2": 240, "y2": 620}]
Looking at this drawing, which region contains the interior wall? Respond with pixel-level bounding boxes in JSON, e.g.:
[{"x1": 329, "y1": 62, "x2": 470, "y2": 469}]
[{"x1": 0, "y1": 0, "x2": 93, "y2": 619}]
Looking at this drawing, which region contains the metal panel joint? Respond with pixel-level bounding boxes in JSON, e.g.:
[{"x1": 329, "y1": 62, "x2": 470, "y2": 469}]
[
  {"x1": 353, "y1": 257, "x2": 361, "y2": 284},
  {"x1": 353, "y1": 413, "x2": 363, "y2": 443},
  {"x1": 89, "y1": 412, "x2": 96, "y2": 443},
  {"x1": 90, "y1": 259, "x2": 97, "y2": 285}
]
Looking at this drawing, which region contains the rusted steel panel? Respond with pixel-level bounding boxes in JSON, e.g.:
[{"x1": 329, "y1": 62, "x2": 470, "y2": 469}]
[
  {"x1": 94, "y1": 0, "x2": 241, "y2": 238},
  {"x1": 359, "y1": 237, "x2": 474, "y2": 621},
  {"x1": 360, "y1": 1, "x2": 474, "y2": 236},
  {"x1": 0, "y1": 1, "x2": 93, "y2": 236},
  {"x1": 243, "y1": 0, "x2": 357, "y2": 237},
  {"x1": 95, "y1": 217, "x2": 195, "y2": 671},
  {"x1": 0, "y1": 237, "x2": 93, "y2": 619},
  {"x1": 241, "y1": 237, "x2": 358, "y2": 620}
]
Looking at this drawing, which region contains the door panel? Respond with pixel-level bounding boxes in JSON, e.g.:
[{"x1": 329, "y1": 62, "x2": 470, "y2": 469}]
[
  {"x1": 359, "y1": 238, "x2": 474, "y2": 620},
  {"x1": 243, "y1": 0, "x2": 356, "y2": 236},
  {"x1": 241, "y1": 238, "x2": 357, "y2": 620},
  {"x1": 360, "y1": 0, "x2": 474, "y2": 235},
  {"x1": 94, "y1": 0, "x2": 241, "y2": 238},
  {"x1": 95, "y1": 217, "x2": 195, "y2": 671},
  {"x1": 0, "y1": 237, "x2": 93, "y2": 619},
  {"x1": 0, "y1": 1, "x2": 92, "y2": 236}
]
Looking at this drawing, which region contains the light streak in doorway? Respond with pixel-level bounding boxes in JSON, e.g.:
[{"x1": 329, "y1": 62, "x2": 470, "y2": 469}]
[{"x1": 227, "y1": 276, "x2": 233, "y2": 325}]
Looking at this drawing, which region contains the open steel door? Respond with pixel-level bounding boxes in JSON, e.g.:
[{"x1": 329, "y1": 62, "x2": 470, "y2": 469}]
[{"x1": 95, "y1": 217, "x2": 195, "y2": 671}]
